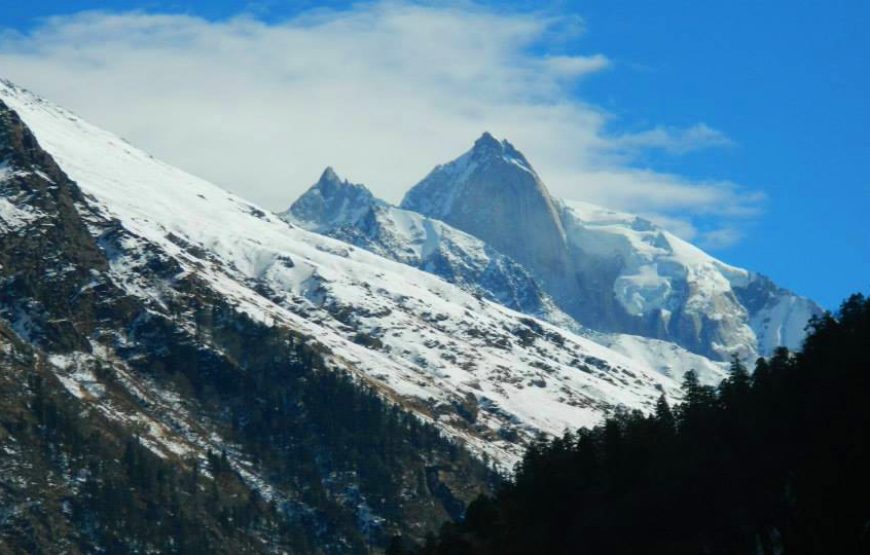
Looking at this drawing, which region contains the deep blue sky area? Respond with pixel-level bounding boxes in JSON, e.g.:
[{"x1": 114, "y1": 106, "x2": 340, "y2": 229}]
[
  {"x1": 2, "y1": 1, "x2": 868, "y2": 309},
  {"x1": 558, "y1": 1, "x2": 870, "y2": 310}
]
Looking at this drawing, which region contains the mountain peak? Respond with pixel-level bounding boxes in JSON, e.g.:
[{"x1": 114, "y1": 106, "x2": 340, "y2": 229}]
[
  {"x1": 319, "y1": 165, "x2": 341, "y2": 185},
  {"x1": 402, "y1": 133, "x2": 551, "y2": 218},
  {"x1": 309, "y1": 166, "x2": 369, "y2": 197},
  {"x1": 473, "y1": 131, "x2": 501, "y2": 151},
  {"x1": 467, "y1": 132, "x2": 533, "y2": 174},
  {"x1": 282, "y1": 167, "x2": 381, "y2": 230},
  {"x1": 401, "y1": 134, "x2": 575, "y2": 300}
]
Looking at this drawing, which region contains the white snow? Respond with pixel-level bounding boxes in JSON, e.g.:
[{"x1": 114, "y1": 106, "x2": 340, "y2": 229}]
[
  {"x1": 751, "y1": 294, "x2": 818, "y2": 354},
  {"x1": 0, "y1": 163, "x2": 45, "y2": 232},
  {"x1": 288, "y1": 173, "x2": 729, "y2": 386},
  {"x1": 0, "y1": 197, "x2": 41, "y2": 232},
  {"x1": 559, "y1": 200, "x2": 819, "y2": 359}
]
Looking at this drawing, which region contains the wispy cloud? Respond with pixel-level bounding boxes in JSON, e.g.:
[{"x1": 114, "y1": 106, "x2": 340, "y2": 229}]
[
  {"x1": 699, "y1": 226, "x2": 745, "y2": 250},
  {"x1": 0, "y1": 2, "x2": 759, "y2": 248},
  {"x1": 615, "y1": 123, "x2": 735, "y2": 154}
]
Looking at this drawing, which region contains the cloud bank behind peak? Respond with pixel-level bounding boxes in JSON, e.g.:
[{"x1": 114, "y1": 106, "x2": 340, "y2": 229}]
[{"x1": 0, "y1": 2, "x2": 760, "y2": 248}]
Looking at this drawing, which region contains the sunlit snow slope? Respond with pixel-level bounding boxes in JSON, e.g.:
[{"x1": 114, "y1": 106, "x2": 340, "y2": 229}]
[{"x1": 559, "y1": 200, "x2": 823, "y2": 359}]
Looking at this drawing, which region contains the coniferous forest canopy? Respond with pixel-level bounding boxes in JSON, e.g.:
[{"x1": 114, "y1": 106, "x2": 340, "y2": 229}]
[{"x1": 397, "y1": 293, "x2": 870, "y2": 554}]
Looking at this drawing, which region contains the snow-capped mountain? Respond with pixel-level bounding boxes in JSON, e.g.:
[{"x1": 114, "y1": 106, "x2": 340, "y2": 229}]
[
  {"x1": 557, "y1": 200, "x2": 823, "y2": 359},
  {"x1": 289, "y1": 166, "x2": 387, "y2": 229},
  {"x1": 0, "y1": 79, "x2": 721, "y2": 480},
  {"x1": 283, "y1": 167, "x2": 727, "y2": 382},
  {"x1": 401, "y1": 133, "x2": 823, "y2": 361},
  {"x1": 402, "y1": 133, "x2": 581, "y2": 310},
  {"x1": 282, "y1": 167, "x2": 572, "y2": 326}
]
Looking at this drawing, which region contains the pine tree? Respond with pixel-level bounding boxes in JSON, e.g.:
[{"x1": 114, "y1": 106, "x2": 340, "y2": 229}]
[{"x1": 654, "y1": 393, "x2": 675, "y2": 433}]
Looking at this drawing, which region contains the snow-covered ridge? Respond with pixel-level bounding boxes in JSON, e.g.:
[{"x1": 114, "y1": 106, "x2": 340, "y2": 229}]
[
  {"x1": 0, "y1": 80, "x2": 722, "y2": 467},
  {"x1": 559, "y1": 200, "x2": 822, "y2": 358},
  {"x1": 285, "y1": 167, "x2": 727, "y2": 384},
  {"x1": 400, "y1": 133, "x2": 823, "y2": 361},
  {"x1": 283, "y1": 168, "x2": 574, "y2": 325}
]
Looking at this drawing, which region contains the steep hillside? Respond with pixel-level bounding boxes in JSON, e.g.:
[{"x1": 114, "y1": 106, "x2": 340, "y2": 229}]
[{"x1": 0, "y1": 84, "x2": 495, "y2": 552}]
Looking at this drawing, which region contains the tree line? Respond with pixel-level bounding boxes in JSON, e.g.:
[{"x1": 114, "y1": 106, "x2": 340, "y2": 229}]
[{"x1": 395, "y1": 293, "x2": 870, "y2": 554}]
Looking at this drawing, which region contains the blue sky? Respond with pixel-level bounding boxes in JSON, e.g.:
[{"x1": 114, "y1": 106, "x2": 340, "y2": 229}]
[
  {"x1": 567, "y1": 1, "x2": 870, "y2": 310},
  {"x1": 1, "y1": 1, "x2": 867, "y2": 309}
]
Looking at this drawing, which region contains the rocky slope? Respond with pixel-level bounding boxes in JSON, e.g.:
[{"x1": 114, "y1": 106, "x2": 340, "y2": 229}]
[{"x1": 401, "y1": 134, "x2": 823, "y2": 361}]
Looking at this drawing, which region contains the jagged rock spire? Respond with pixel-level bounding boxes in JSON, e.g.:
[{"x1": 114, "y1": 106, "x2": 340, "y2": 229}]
[{"x1": 282, "y1": 166, "x2": 381, "y2": 230}]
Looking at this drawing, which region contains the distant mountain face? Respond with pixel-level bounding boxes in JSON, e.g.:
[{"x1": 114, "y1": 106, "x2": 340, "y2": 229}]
[
  {"x1": 400, "y1": 134, "x2": 823, "y2": 361},
  {"x1": 282, "y1": 169, "x2": 572, "y2": 327},
  {"x1": 284, "y1": 168, "x2": 727, "y2": 384},
  {"x1": 402, "y1": 133, "x2": 580, "y2": 306},
  {"x1": 556, "y1": 200, "x2": 823, "y2": 360}
]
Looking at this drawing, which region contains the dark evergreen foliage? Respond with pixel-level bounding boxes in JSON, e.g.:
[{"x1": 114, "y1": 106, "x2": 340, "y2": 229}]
[
  {"x1": 0, "y1": 346, "x2": 301, "y2": 554},
  {"x1": 414, "y1": 294, "x2": 870, "y2": 554},
  {"x1": 125, "y1": 299, "x2": 494, "y2": 548}
]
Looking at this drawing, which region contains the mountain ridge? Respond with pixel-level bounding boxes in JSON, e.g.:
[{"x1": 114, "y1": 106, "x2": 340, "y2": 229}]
[
  {"x1": 282, "y1": 168, "x2": 571, "y2": 325},
  {"x1": 0, "y1": 83, "x2": 500, "y2": 550},
  {"x1": 284, "y1": 167, "x2": 728, "y2": 385},
  {"x1": 399, "y1": 133, "x2": 823, "y2": 361}
]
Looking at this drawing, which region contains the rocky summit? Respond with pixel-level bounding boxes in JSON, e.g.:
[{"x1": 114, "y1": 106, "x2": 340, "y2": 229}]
[{"x1": 399, "y1": 133, "x2": 822, "y2": 361}]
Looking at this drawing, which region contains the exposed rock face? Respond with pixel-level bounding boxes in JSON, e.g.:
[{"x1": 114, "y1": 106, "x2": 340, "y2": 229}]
[
  {"x1": 285, "y1": 166, "x2": 384, "y2": 229},
  {"x1": 0, "y1": 99, "x2": 133, "y2": 354},
  {"x1": 401, "y1": 134, "x2": 823, "y2": 361},
  {"x1": 401, "y1": 133, "x2": 581, "y2": 307}
]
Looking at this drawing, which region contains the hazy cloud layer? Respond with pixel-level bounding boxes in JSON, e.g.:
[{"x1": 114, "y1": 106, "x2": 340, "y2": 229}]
[{"x1": 0, "y1": 2, "x2": 760, "y2": 248}]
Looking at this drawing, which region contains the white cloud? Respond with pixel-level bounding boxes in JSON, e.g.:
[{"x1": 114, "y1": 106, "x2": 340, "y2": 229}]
[
  {"x1": 699, "y1": 227, "x2": 745, "y2": 250},
  {"x1": 615, "y1": 123, "x2": 734, "y2": 154},
  {"x1": 0, "y1": 2, "x2": 760, "y2": 247}
]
